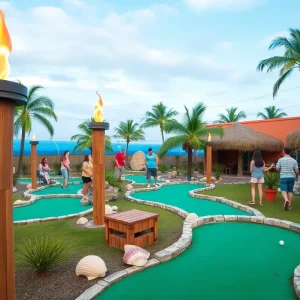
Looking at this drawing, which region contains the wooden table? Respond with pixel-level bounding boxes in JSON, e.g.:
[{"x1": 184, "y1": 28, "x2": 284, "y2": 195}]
[{"x1": 104, "y1": 209, "x2": 159, "y2": 249}]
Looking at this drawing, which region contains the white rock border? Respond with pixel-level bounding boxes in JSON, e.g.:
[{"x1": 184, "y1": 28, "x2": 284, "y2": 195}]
[{"x1": 122, "y1": 173, "x2": 163, "y2": 185}]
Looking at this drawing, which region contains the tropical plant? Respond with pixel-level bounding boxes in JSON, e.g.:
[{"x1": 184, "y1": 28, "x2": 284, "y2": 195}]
[
  {"x1": 158, "y1": 102, "x2": 223, "y2": 180},
  {"x1": 257, "y1": 106, "x2": 287, "y2": 119},
  {"x1": 264, "y1": 172, "x2": 280, "y2": 189},
  {"x1": 212, "y1": 163, "x2": 224, "y2": 180},
  {"x1": 14, "y1": 84, "x2": 58, "y2": 176},
  {"x1": 257, "y1": 29, "x2": 300, "y2": 97},
  {"x1": 22, "y1": 162, "x2": 29, "y2": 175},
  {"x1": 105, "y1": 171, "x2": 123, "y2": 191},
  {"x1": 142, "y1": 102, "x2": 178, "y2": 162},
  {"x1": 215, "y1": 107, "x2": 247, "y2": 123},
  {"x1": 74, "y1": 163, "x2": 82, "y2": 174},
  {"x1": 158, "y1": 164, "x2": 168, "y2": 173},
  {"x1": 18, "y1": 236, "x2": 67, "y2": 273},
  {"x1": 114, "y1": 120, "x2": 145, "y2": 165},
  {"x1": 13, "y1": 174, "x2": 19, "y2": 186},
  {"x1": 70, "y1": 118, "x2": 112, "y2": 153}
]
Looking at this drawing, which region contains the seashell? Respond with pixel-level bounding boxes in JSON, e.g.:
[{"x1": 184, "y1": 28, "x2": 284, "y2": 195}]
[
  {"x1": 191, "y1": 177, "x2": 195, "y2": 181},
  {"x1": 126, "y1": 184, "x2": 133, "y2": 191},
  {"x1": 77, "y1": 217, "x2": 88, "y2": 225},
  {"x1": 105, "y1": 204, "x2": 113, "y2": 214},
  {"x1": 111, "y1": 205, "x2": 118, "y2": 211},
  {"x1": 80, "y1": 196, "x2": 89, "y2": 206},
  {"x1": 26, "y1": 183, "x2": 32, "y2": 189},
  {"x1": 14, "y1": 200, "x2": 23, "y2": 205},
  {"x1": 123, "y1": 244, "x2": 150, "y2": 267},
  {"x1": 76, "y1": 255, "x2": 107, "y2": 280},
  {"x1": 185, "y1": 213, "x2": 198, "y2": 221},
  {"x1": 165, "y1": 180, "x2": 170, "y2": 183}
]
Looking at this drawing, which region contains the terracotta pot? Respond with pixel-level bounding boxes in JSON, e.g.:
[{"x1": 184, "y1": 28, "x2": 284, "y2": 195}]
[{"x1": 264, "y1": 189, "x2": 277, "y2": 201}]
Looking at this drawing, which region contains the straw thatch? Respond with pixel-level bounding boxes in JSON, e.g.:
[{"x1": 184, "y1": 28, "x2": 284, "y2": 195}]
[
  {"x1": 286, "y1": 129, "x2": 300, "y2": 149},
  {"x1": 210, "y1": 123, "x2": 283, "y2": 152}
]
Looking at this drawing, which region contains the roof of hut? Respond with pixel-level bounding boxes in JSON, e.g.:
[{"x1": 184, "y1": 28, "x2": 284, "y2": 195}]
[
  {"x1": 286, "y1": 129, "x2": 300, "y2": 149},
  {"x1": 210, "y1": 123, "x2": 283, "y2": 152}
]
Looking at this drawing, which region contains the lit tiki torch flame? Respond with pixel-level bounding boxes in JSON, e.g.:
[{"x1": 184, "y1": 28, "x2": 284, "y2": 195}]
[
  {"x1": 0, "y1": 10, "x2": 12, "y2": 80},
  {"x1": 94, "y1": 91, "x2": 104, "y2": 122}
]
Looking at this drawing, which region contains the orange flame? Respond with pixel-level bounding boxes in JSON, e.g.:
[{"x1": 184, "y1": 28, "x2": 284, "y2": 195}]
[
  {"x1": 0, "y1": 10, "x2": 12, "y2": 80},
  {"x1": 94, "y1": 91, "x2": 104, "y2": 122}
]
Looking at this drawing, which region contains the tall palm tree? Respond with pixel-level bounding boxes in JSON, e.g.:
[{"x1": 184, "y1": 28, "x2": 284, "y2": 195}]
[
  {"x1": 158, "y1": 102, "x2": 223, "y2": 180},
  {"x1": 257, "y1": 106, "x2": 287, "y2": 119},
  {"x1": 257, "y1": 28, "x2": 300, "y2": 97},
  {"x1": 70, "y1": 118, "x2": 113, "y2": 153},
  {"x1": 14, "y1": 84, "x2": 58, "y2": 175},
  {"x1": 114, "y1": 120, "x2": 145, "y2": 165},
  {"x1": 215, "y1": 107, "x2": 247, "y2": 123},
  {"x1": 142, "y1": 102, "x2": 178, "y2": 164}
]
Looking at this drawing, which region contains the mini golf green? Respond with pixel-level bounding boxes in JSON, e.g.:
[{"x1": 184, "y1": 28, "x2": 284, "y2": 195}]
[
  {"x1": 132, "y1": 184, "x2": 250, "y2": 216},
  {"x1": 30, "y1": 183, "x2": 83, "y2": 196},
  {"x1": 98, "y1": 222, "x2": 300, "y2": 300},
  {"x1": 13, "y1": 197, "x2": 91, "y2": 221},
  {"x1": 125, "y1": 175, "x2": 161, "y2": 184},
  {"x1": 18, "y1": 177, "x2": 82, "y2": 184}
]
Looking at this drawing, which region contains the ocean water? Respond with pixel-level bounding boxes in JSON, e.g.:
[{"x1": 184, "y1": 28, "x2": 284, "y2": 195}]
[{"x1": 13, "y1": 139, "x2": 204, "y2": 157}]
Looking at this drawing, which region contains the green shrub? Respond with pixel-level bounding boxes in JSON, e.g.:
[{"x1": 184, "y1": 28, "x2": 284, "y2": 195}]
[
  {"x1": 13, "y1": 174, "x2": 19, "y2": 186},
  {"x1": 22, "y1": 163, "x2": 29, "y2": 175},
  {"x1": 74, "y1": 163, "x2": 82, "y2": 174},
  {"x1": 105, "y1": 171, "x2": 123, "y2": 191},
  {"x1": 194, "y1": 161, "x2": 204, "y2": 173},
  {"x1": 264, "y1": 172, "x2": 279, "y2": 189},
  {"x1": 18, "y1": 236, "x2": 67, "y2": 273},
  {"x1": 212, "y1": 163, "x2": 224, "y2": 180},
  {"x1": 53, "y1": 162, "x2": 62, "y2": 175},
  {"x1": 158, "y1": 164, "x2": 168, "y2": 173}
]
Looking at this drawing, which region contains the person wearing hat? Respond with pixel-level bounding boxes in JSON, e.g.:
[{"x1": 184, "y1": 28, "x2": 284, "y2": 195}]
[
  {"x1": 145, "y1": 147, "x2": 159, "y2": 188},
  {"x1": 115, "y1": 149, "x2": 126, "y2": 179}
]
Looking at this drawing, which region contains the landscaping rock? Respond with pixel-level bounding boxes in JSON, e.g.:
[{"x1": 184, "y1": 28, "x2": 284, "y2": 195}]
[{"x1": 130, "y1": 151, "x2": 146, "y2": 171}]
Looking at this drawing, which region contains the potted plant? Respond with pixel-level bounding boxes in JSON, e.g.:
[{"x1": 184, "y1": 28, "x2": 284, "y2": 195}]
[{"x1": 264, "y1": 172, "x2": 279, "y2": 201}]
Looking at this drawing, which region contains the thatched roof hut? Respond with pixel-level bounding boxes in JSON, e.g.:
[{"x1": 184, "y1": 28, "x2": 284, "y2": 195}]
[
  {"x1": 286, "y1": 129, "x2": 300, "y2": 149},
  {"x1": 210, "y1": 123, "x2": 283, "y2": 152},
  {"x1": 208, "y1": 123, "x2": 283, "y2": 176}
]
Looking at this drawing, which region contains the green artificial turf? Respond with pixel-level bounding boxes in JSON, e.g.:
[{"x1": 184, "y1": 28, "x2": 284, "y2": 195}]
[
  {"x1": 199, "y1": 184, "x2": 300, "y2": 223},
  {"x1": 124, "y1": 175, "x2": 161, "y2": 184},
  {"x1": 30, "y1": 183, "x2": 83, "y2": 195},
  {"x1": 98, "y1": 222, "x2": 300, "y2": 300},
  {"x1": 18, "y1": 177, "x2": 81, "y2": 184},
  {"x1": 14, "y1": 199, "x2": 183, "y2": 266},
  {"x1": 133, "y1": 184, "x2": 250, "y2": 216},
  {"x1": 13, "y1": 197, "x2": 91, "y2": 221}
]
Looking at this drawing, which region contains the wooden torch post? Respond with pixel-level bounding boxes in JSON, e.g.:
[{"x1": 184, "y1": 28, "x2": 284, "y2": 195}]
[
  {"x1": 0, "y1": 80, "x2": 27, "y2": 300},
  {"x1": 89, "y1": 122, "x2": 109, "y2": 225},
  {"x1": 206, "y1": 139, "x2": 212, "y2": 186},
  {"x1": 30, "y1": 138, "x2": 39, "y2": 190}
]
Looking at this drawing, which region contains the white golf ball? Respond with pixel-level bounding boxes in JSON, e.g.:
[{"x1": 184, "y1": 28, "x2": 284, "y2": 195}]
[{"x1": 279, "y1": 240, "x2": 284, "y2": 246}]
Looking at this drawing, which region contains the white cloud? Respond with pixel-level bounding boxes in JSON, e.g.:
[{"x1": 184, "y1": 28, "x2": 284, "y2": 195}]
[
  {"x1": 184, "y1": 0, "x2": 262, "y2": 12},
  {"x1": 62, "y1": 0, "x2": 87, "y2": 9},
  {"x1": 218, "y1": 41, "x2": 232, "y2": 50}
]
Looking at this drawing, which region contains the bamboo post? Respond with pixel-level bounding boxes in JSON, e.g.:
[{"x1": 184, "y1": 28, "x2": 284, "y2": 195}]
[
  {"x1": 30, "y1": 139, "x2": 39, "y2": 189},
  {"x1": 89, "y1": 122, "x2": 109, "y2": 225},
  {"x1": 0, "y1": 80, "x2": 27, "y2": 300},
  {"x1": 206, "y1": 142, "x2": 212, "y2": 186}
]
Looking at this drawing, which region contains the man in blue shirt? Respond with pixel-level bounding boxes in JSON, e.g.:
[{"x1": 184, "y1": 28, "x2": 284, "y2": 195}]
[{"x1": 145, "y1": 148, "x2": 159, "y2": 188}]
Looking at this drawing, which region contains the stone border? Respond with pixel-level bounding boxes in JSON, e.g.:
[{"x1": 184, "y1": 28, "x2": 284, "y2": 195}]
[
  {"x1": 123, "y1": 174, "x2": 163, "y2": 185},
  {"x1": 14, "y1": 194, "x2": 92, "y2": 225},
  {"x1": 294, "y1": 265, "x2": 300, "y2": 298}
]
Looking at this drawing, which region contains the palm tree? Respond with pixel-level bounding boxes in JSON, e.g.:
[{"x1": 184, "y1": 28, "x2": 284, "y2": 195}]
[
  {"x1": 70, "y1": 118, "x2": 113, "y2": 153},
  {"x1": 257, "y1": 106, "x2": 287, "y2": 119},
  {"x1": 14, "y1": 85, "x2": 58, "y2": 175},
  {"x1": 158, "y1": 102, "x2": 223, "y2": 180},
  {"x1": 257, "y1": 29, "x2": 300, "y2": 97},
  {"x1": 215, "y1": 107, "x2": 247, "y2": 123},
  {"x1": 114, "y1": 120, "x2": 145, "y2": 165},
  {"x1": 142, "y1": 102, "x2": 178, "y2": 163}
]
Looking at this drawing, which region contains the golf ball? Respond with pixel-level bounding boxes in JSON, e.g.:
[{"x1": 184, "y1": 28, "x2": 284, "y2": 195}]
[{"x1": 279, "y1": 240, "x2": 284, "y2": 246}]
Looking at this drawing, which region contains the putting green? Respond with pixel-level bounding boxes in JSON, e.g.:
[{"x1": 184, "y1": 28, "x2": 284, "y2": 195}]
[
  {"x1": 132, "y1": 184, "x2": 250, "y2": 216},
  {"x1": 98, "y1": 222, "x2": 300, "y2": 300},
  {"x1": 18, "y1": 177, "x2": 82, "y2": 184},
  {"x1": 13, "y1": 197, "x2": 91, "y2": 221},
  {"x1": 125, "y1": 175, "x2": 161, "y2": 184},
  {"x1": 30, "y1": 183, "x2": 83, "y2": 196}
]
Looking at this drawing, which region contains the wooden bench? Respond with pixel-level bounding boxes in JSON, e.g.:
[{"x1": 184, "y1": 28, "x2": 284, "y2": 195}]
[{"x1": 104, "y1": 209, "x2": 159, "y2": 250}]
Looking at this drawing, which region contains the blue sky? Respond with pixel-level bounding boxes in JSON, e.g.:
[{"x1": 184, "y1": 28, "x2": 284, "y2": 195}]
[{"x1": 2, "y1": 0, "x2": 300, "y2": 143}]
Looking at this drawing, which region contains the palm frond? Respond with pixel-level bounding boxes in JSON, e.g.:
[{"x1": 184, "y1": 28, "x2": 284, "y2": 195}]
[
  {"x1": 33, "y1": 114, "x2": 55, "y2": 137},
  {"x1": 273, "y1": 68, "x2": 295, "y2": 97}
]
